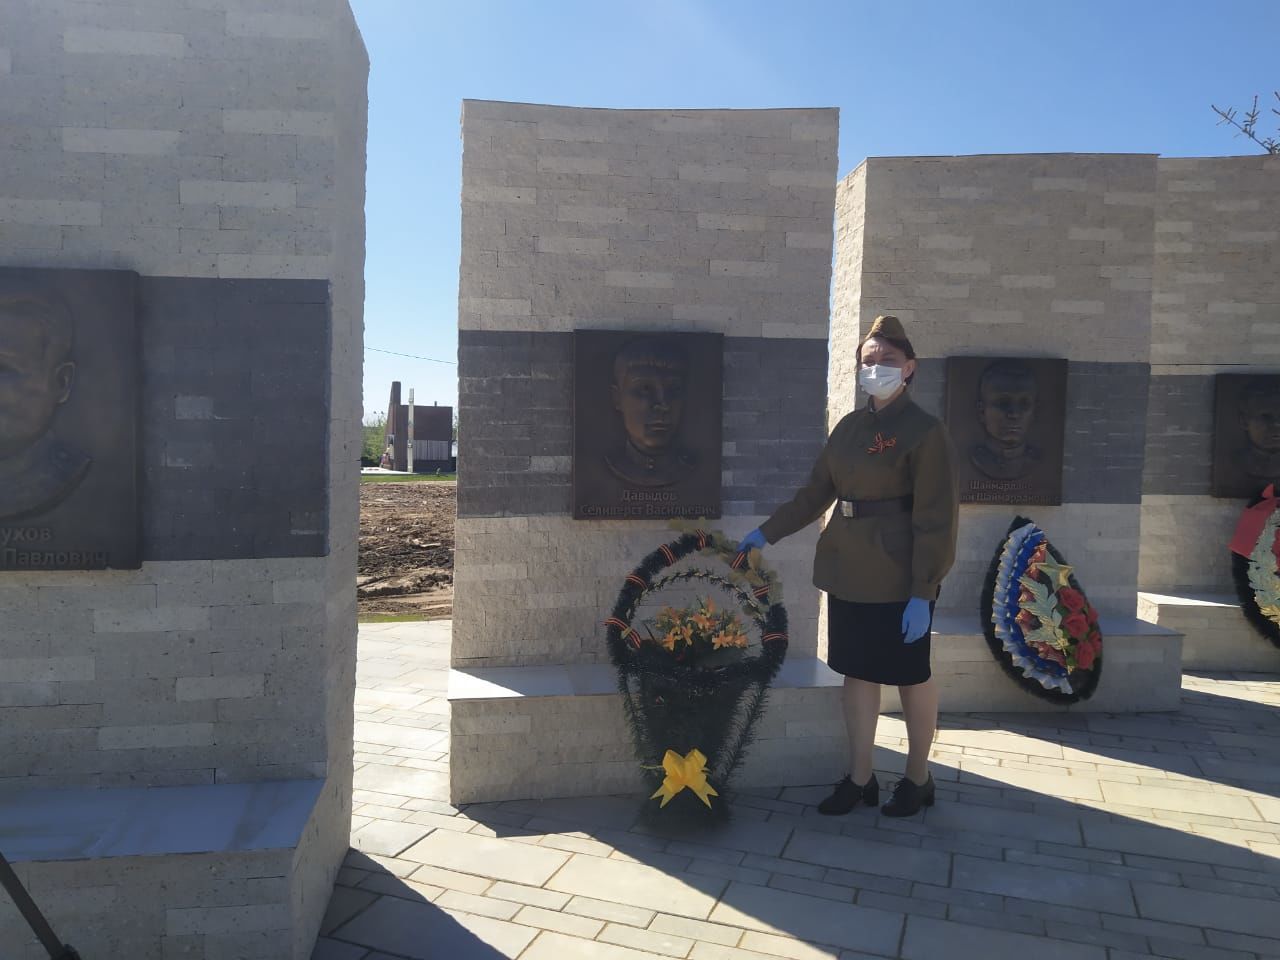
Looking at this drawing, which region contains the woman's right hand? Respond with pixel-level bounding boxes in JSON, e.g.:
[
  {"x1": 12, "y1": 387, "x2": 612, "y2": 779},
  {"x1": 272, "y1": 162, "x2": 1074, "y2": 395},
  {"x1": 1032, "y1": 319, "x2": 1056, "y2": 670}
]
[{"x1": 737, "y1": 528, "x2": 767, "y2": 554}]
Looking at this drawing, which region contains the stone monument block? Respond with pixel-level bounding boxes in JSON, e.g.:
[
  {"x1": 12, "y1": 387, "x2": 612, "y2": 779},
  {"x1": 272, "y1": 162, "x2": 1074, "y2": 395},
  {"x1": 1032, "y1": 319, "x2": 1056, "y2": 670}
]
[
  {"x1": 451, "y1": 101, "x2": 838, "y2": 801},
  {"x1": 0, "y1": 1, "x2": 368, "y2": 955},
  {"x1": 837, "y1": 154, "x2": 1156, "y2": 616},
  {"x1": 1141, "y1": 155, "x2": 1280, "y2": 594},
  {"x1": 833, "y1": 154, "x2": 1184, "y2": 708},
  {"x1": 1137, "y1": 156, "x2": 1280, "y2": 671}
]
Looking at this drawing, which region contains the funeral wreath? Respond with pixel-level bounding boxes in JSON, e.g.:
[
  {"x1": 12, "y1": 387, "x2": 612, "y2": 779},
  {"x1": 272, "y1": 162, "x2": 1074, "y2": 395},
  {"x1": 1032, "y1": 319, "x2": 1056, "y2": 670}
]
[{"x1": 603, "y1": 524, "x2": 788, "y2": 820}]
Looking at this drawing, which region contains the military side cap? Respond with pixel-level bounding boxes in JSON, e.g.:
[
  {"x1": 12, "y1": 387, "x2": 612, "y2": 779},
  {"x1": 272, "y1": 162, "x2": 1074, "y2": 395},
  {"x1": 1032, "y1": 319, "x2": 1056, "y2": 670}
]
[{"x1": 866, "y1": 314, "x2": 907, "y2": 341}]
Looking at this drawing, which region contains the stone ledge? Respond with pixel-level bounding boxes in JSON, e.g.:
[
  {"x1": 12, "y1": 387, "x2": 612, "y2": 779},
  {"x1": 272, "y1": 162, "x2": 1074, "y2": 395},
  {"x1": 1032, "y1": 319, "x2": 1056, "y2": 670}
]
[
  {"x1": 0, "y1": 780, "x2": 335, "y2": 958},
  {"x1": 450, "y1": 612, "x2": 1183, "y2": 711},
  {"x1": 448, "y1": 655, "x2": 842, "y2": 700},
  {"x1": 448, "y1": 615, "x2": 1184, "y2": 803},
  {"x1": 1138, "y1": 590, "x2": 1280, "y2": 673},
  {"x1": 0, "y1": 780, "x2": 322, "y2": 862}
]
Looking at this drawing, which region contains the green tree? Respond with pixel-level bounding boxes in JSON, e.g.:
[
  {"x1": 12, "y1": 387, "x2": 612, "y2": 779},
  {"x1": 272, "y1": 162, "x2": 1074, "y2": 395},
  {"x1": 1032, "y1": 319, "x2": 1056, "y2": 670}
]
[
  {"x1": 1213, "y1": 92, "x2": 1280, "y2": 154},
  {"x1": 362, "y1": 411, "x2": 387, "y2": 463}
]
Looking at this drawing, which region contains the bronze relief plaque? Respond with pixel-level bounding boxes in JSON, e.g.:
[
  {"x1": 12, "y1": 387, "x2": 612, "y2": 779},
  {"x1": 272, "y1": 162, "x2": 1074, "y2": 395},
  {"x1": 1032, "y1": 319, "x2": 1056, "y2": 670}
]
[
  {"x1": 944, "y1": 356, "x2": 1068, "y2": 506},
  {"x1": 573, "y1": 330, "x2": 722, "y2": 520},
  {"x1": 1212, "y1": 374, "x2": 1280, "y2": 499},
  {"x1": 0, "y1": 267, "x2": 140, "y2": 570}
]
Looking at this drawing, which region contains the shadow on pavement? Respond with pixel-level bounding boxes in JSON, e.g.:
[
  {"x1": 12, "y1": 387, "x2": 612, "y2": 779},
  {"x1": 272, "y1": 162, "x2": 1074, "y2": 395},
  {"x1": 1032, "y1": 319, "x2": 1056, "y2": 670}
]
[
  {"x1": 317, "y1": 851, "x2": 514, "y2": 960},
  {"x1": 436, "y1": 732, "x2": 1280, "y2": 960}
]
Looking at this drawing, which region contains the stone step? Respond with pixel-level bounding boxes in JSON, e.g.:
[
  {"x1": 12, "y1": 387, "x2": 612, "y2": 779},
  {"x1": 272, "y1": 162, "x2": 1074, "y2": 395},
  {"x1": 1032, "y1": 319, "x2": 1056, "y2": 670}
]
[
  {"x1": 1138, "y1": 591, "x2": 1280, "y2": 673},
  {"x1": 928, "y1": 611, "x2": 1183, "y2": 714},
  {"x1": 447, "y1": 613, "x2": 1183, "y2": 803},
  {"x1": 0, "y1": 779, "x2": 339, "y2": 959}
]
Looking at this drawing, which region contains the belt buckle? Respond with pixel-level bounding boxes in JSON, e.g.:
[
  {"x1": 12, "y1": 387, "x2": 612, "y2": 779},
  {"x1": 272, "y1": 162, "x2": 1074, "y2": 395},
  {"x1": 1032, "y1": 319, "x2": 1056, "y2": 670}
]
[{"x1": 840, "y1": 500, "x2": 856, "y2": 519}]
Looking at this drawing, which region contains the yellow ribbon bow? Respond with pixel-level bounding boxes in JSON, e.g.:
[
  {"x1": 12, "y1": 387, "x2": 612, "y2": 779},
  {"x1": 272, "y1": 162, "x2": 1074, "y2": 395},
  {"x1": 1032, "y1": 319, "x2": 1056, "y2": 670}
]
[{"x1": 650, "y1": 748, "x2": 719, "y2": 808}]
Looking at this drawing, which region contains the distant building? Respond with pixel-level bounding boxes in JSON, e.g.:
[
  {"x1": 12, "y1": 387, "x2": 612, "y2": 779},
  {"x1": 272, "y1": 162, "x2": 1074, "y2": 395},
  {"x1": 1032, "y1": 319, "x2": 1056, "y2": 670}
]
[{"x1": 384, "y1": 382, "x2": 454, "y2": 472}]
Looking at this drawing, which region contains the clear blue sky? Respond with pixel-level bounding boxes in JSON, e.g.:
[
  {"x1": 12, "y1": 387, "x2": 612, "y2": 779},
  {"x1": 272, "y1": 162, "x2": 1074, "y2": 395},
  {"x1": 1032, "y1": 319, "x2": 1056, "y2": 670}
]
[{"x1": 350, "y1": 0, "x2": 1279, "y2": 419}]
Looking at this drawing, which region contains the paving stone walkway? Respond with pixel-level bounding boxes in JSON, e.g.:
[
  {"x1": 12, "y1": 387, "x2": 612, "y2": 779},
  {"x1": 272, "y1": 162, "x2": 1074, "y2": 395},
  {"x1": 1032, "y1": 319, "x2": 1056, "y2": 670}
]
[{"x1": 313, "y1": 621, "x2": 1280, "y2": 960}]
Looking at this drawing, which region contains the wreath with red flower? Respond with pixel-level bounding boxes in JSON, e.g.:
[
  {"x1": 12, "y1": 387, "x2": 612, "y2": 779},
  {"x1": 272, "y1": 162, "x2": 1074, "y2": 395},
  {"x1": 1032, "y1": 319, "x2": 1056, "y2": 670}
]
[
  {"x1": 980, "y1": 517, "x2": 1104, "y2": 704},
  {"x1": 1229, "y1": 485, "x2": 1280, "y2": 649}
]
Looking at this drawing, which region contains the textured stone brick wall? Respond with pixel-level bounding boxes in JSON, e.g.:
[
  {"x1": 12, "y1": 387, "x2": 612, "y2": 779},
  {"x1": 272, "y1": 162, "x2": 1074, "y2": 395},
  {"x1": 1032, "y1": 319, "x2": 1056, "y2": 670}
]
[
  {"x1": 0, "y1": 2, "x2": 351, "y2": 281},
  {"x1": 1150, "y1": 157, "x2": 1280, "y2": 367},
  {"x1": 829, "y1": 164, "x2": 866, "y2": 430},
  {"x1": 1139, "y1": 155, "x2": 1280, "y2": 591},
  {"x1": 455, "y1": 101, "x2": 838, "y2": 668},
  {"x1": 0, "y1": 0, "x2": 365, "y2": 810},
  {"x1": 0, "y1": 556, "x2": 336, "y2": 791},
  {"x1": 857, "y1": 154, "x2": 1156, "y2": 363},
  {"x1": 4, "y1": 845, "x2": 298, "y2": 958},
  {"x1": 839, "y1": 155, "x2": 1157, "y2": 614}
]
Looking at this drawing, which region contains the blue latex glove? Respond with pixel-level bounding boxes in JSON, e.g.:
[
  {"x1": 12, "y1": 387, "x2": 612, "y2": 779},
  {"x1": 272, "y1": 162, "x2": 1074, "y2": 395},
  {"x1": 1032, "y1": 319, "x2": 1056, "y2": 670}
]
[
  {"x1": 902, "y1": 597, "x2": 931, "y2": 644},
  {"x1": 737, "y1": 528, "x2": 767, "y2": 554}
]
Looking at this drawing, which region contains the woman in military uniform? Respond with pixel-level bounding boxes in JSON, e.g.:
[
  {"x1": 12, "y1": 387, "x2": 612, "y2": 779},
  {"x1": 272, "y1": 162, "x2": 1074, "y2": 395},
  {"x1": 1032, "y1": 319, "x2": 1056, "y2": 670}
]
[{"x1": 739, "y1": 315, "x2": 959, "y2": 818}]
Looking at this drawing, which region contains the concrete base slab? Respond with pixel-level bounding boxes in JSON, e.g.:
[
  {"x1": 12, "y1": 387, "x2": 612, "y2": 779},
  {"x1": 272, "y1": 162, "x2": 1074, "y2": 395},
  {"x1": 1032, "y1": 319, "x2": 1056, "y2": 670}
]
[
  {"x1": 1138, "y1": 591, "x2": 1280, "y2": 673},
  {"x1": 448, "y1": 612, "x2": 1183, "y2": 803},
  {"x1": 0, "y1": 779, "x2": 345, "y2": 959},
  {"x1": 926, "y1": 611, "x2": 1184, "y2": 713}
]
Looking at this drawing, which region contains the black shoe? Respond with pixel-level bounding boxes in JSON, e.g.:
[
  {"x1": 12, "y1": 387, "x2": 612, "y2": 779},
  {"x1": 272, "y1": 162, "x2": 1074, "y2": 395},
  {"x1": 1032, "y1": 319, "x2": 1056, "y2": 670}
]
[
  {"x1": 817, "y1": 774, "x2": 879, "y2": 815},
  {"x1": 881, "y1": 774, "x2": 935, "y2": 817}
]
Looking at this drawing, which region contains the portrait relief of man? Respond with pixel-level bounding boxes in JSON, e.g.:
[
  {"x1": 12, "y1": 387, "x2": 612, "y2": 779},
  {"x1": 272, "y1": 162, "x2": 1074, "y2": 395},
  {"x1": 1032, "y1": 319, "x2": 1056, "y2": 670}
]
[
  {"x1": 1236, "y1": 379, "x2": 1280, "y2": 483},
  {"x1": 1212, "y1": 375, "x2": 1280, "y2": 499},
  {"x1": 970, "y1": 359, "x2": 1042, "y2": 481},
  {"x1": 0, "y1": 289, "x2": 92, "y2": 521},
  {"x1": 944, "y1": 355, "x2": 1066, "y2": 506},
  {"x1": 604, "y1": 336, "x2": 697, "y2": 488},
  {"x1": 572, "y1": 329, "x2": 722, "y2": 520}
]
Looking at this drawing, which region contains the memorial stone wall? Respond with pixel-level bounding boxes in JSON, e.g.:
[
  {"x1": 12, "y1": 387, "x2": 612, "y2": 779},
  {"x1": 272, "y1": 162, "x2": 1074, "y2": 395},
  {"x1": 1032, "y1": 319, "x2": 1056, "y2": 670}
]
[
  {"x1": 451, "y1": 100, "x2": 841, "y2": 800},
  {"x1": 835, "y1": 154, "x2": 1156, "y2": 615},
  {"x1": 451, "y1": 123, "x2": 1276, "y2": 801},
  {"x1": 454, "y1": 100, "x2": 838, "y2": 669},
  {"x1": 0, "y1": 1, "x2": 367, "y2": 955},
  {"x1": 1142, "y1": 155, "x2": 1280, "y2": 592}
]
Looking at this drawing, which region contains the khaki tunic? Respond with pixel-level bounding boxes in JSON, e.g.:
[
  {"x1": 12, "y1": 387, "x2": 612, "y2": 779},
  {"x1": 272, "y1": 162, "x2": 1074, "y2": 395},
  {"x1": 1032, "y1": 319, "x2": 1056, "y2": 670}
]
[{"x1": 759, "y1": 391, "x2": 959, "y2": 603}]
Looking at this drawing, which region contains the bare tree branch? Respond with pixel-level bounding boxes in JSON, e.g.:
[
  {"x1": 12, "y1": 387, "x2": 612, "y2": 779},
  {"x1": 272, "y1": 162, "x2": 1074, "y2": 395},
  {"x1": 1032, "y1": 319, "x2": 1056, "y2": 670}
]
[{"x1": 1212, "y1": 92, "x2": 1280, "y2": 154}]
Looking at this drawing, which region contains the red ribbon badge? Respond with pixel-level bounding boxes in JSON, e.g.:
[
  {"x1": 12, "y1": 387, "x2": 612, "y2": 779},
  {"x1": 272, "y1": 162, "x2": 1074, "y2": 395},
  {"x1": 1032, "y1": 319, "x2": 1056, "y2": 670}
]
[
  {"x1": 1229, "y1": 484, "x2": 1280, "y2": 565},
  {"x1": 866, "y1": 433, "x2": 897, "y2": 455}
]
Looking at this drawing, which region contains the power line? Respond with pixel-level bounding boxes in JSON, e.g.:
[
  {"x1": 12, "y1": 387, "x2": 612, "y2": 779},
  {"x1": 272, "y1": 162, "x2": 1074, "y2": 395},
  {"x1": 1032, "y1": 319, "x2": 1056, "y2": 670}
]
[{"x1": 365, "y1": 346, "x2": 457, "y2": 365}]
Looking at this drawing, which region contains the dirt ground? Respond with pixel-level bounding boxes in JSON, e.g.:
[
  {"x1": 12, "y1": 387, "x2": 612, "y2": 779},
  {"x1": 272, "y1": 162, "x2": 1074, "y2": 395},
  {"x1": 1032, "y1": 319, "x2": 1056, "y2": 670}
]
[{"x1": 358, "y1": 481, "x2": 455, "y2": 619}]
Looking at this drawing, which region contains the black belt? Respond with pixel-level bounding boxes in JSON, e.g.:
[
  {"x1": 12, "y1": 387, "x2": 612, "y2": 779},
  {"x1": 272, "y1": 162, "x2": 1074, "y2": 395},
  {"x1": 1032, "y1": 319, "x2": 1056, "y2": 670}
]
[{"x1": 837, "y1": 495, "x2": 913, "y2": 519}]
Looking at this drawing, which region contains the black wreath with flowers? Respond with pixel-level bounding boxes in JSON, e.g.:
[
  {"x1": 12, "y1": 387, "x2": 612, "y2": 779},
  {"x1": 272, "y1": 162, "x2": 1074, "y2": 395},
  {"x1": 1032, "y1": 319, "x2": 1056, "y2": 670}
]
[
  {"x1": 979, "y1": 517, "x2": 1104, "y2": 705},
  {"x1": 604, "y1": 525, "x2": 788, "y2": 821}
]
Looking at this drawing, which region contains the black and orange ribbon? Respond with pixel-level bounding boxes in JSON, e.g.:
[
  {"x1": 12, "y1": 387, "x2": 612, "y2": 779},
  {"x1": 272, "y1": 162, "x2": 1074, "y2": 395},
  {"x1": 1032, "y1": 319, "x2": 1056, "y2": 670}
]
[
  {"x1": 866, "y1": 432, "x2": 897, "y2": 455},
  {"x1": 604, "y1": 617, "x2": 642, "y2": 648}
]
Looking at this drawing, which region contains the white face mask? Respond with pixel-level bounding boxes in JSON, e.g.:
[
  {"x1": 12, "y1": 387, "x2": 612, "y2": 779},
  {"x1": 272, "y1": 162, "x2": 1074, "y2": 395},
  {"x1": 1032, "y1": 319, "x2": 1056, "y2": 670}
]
[{"x1": 859, "y1": 364, "x2": 904, "y2": 399}]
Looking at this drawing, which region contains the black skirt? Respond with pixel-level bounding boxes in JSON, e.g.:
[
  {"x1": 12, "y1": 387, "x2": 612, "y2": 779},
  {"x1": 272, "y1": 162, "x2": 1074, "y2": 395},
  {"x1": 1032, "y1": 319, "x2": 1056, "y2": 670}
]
[{"x1": 827, "y1": 595, "x2": 933, "y2": 686}]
